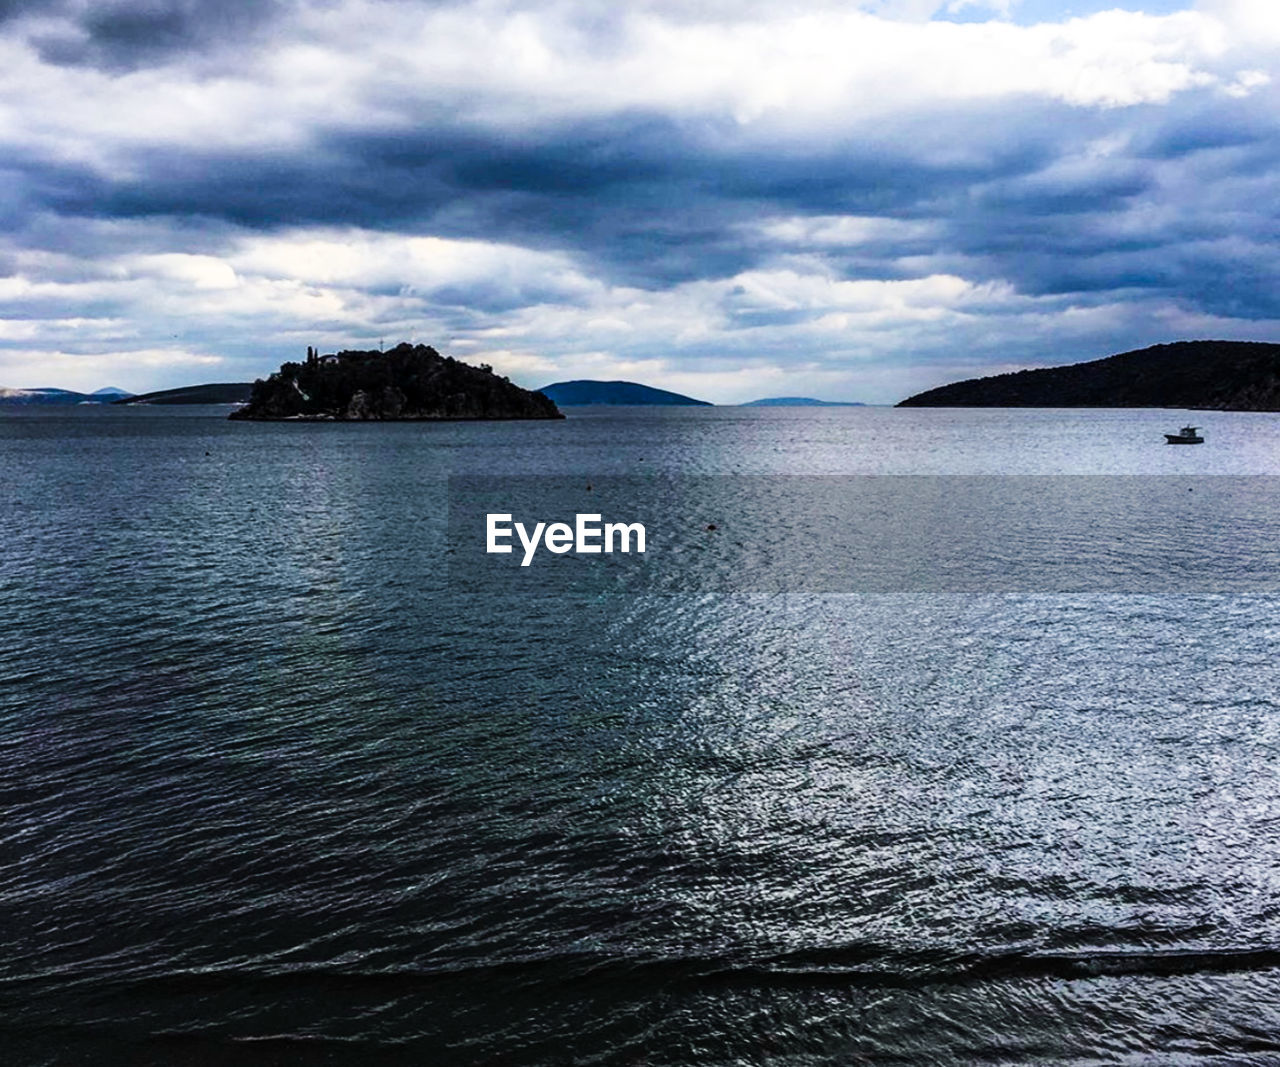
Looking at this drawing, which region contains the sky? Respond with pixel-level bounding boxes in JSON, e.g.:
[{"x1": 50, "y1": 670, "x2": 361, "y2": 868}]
[{"x1": 1, "y1": 0, "x2": 1278, "y2": 403}]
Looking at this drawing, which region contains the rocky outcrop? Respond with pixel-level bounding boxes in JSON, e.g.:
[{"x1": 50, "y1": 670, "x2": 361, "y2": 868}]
[{"x1": 229, "y1": 344, "x2": 563, "y2": 421}]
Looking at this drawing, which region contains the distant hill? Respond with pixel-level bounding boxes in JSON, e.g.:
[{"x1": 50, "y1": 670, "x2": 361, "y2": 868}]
[
  {"x1": 1, "y1": 386, "x2": 127, "y2": 405},
  {"x1": 538, "y1": 380, "x2": 711, "y2": 406},
  {"x1": 898, "y1": 341, "x2": 1280, "y2": 410},
  {"x1": 117, "y1": 383, "x2": 254, "y2": 405},
  {"x1": 1, "y1": 387, "x2": 83, "y2": 405},
  {"x1": 91, "y1": 387, "x2": 133, "y2": 399},
  {"x1": 742, "y1": 397, "x2": 866, "y2": 407}
]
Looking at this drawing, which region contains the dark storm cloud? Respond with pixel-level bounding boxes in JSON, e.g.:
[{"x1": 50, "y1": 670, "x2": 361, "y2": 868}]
[
  {"x1": 9, "y1": 102, "x2": 1078, "y2": 288},
  {"x1": 13, "y1": 91, "x2": 1276, "y2": 328},
  {"x1": 1142, "y1": 119, "x2": 1265, "y2": 159},
  {"x1": 0, "y1": 0, "x2": 62, "y2": 20},
  {"x1": 21, "y1": 0, "x2": 290, "y2": 69},
  {"x1": 12, "y1": 86, "x2": 1279, "y2": 328},
  {"x1": 974, "y1": 168, "x2": 1153, "y2": 217}
]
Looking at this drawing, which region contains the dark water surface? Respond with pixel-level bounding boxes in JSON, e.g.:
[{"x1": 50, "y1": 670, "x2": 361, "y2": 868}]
[{"x1": 5, "y1": 405, "x2": 1280, "y2": 1064}]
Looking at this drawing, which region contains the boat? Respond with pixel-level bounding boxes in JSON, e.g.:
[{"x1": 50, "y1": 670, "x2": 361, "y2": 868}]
[{"x1": 1164, "y1": 425, "x2": 1203, "y2": 444}]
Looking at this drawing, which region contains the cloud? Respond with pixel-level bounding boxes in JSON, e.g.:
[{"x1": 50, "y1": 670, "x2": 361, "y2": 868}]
[
  {"x1": 2, "y1": 0, "x2": 1280, "y2": 400},
  {"x1": 5, "y1": 0, "x2": 290, "y2": 70}
]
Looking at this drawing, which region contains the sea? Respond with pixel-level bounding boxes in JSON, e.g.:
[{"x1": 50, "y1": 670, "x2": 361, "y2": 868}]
[{"x1": 4, "y1": 403, "x2": 1280, "y2": 1064}]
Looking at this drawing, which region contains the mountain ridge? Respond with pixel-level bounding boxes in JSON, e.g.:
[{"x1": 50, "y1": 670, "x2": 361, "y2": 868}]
[
  {"x1": 897, "y1": 341, "x2": 1280, "y2": 410},
  {"x1": 117, "y1": 383, "x2": 253, "y2": 405}
]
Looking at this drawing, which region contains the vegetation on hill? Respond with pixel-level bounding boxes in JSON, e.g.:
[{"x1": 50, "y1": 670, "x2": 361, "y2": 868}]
[
  {"x1": 230, "y1": 344, "x2": 562, "y2": 420},
  {"x1": 897, "y1": 341, "x2": 1280, "y2": 410}
]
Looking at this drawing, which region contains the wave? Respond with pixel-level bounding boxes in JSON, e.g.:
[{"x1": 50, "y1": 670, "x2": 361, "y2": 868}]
[{"x1": 7, "y1": 942, "x2": 1280, "y2": 1001}]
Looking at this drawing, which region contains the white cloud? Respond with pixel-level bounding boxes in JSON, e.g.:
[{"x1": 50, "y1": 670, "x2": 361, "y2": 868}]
[
  {"x1": 1223, "y1": 68, "x2": 1270, "y2": 97},
  {"x1": 127, "y1": 253, "x2": 240, "y2": 290},
  {"x1": 0, "y1": 347, "x2": 224, "y2": 393},
  {"x1": 755, "y1": 216, "x2": 940, "y2": 247},
  {"x1": 1197, "y1": 0, "x2": 1280, "y2": 44},
  {"x1": 229, "y1": 230, "x2": 599, "y2": 304},
  {"x1": 0, "y1": 0, "x2": 1256, "y2": 177}
]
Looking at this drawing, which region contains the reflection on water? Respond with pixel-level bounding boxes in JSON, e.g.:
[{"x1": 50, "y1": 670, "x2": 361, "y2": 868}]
[{"x1": 3, "y1": 405, "x2": 1280, "y2": 1063}]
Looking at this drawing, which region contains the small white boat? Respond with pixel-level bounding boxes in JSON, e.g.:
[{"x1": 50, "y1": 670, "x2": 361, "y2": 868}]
[{"x1": 1164, "y1": 425, "x2": 1203, "y2": 444}]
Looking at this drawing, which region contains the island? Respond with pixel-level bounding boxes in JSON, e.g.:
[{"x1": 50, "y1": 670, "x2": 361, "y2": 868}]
[
  {"x1": 537, "y1": 380, "x2": 712, "y2": 406},
  {"x1": 897, "y1": 340, "x2": 1280, "y2": 410},
  {"x1": 742, "y1": 397, "x2": 866, "y2": 407},
  {"x1": 229, "y1": 344, "x2": 563, "y2": 420}
]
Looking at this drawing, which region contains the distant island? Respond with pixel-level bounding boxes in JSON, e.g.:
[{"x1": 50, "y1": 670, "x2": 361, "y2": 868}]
[
  {"x1": 230, "y1": 343, "x2": 562, "y2": 421},
  {"x1": 537, "y1": 380, "x2": 711, "y2": 406},
  {"x1": 742, "y1": 397, "x2": 866, "y2": 407},
  {"x1": 898, "y1": 340, "x2": 1280, "y2": 410},
  {"x1": 1, "y1": 386, "x2": 133, "y2": 405},
  {"x1": 117, "y1": 383, "x2": 252, "y2": 405}
]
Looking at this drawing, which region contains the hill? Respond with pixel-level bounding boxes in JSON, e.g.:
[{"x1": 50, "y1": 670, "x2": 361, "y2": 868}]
[
  {"x1": 897, "y1": 341, "x2": 1280, "y2": 410},
  {"x1": 118, "y1": 383, "x2": 252, "y2": 405},
  {"x1": 538, "y1": 380, "x2": 711, "y2": 406},
  {"x1": 0, "y1": 387, "x2": 86, "y2": 405},
  {"x1": 1, "y1": 387, "x2": 132, "y2": 405},
  {"x1": 742, "y1": 397, "x2": 866, "y2": 407},
  {"x1": 230, "y1": 344, "x2": 562, "y2": 420}
]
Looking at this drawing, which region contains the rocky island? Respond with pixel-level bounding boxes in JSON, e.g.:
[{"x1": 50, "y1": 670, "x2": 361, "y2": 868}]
[
  {"x1": 229, "y1": 343, "x2": 563, "y2": 421},
  {"x1": 898, "y1": 340, "x2": 1280, "y2": 410}
]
